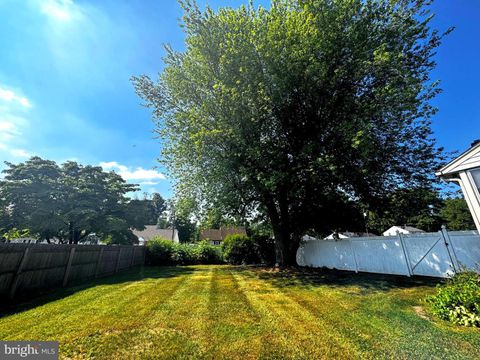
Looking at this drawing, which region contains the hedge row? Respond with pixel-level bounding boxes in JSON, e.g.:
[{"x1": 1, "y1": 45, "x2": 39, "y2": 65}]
[
  {"x1": 146, "y1": 238, "x2": 223, "y2": 265},
  {"x1": 146, "y1": 233, "x2": 275, "y2": 266}
]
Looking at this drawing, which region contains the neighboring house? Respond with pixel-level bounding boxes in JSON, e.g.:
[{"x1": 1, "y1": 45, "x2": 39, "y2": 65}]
[
  {"x1": 200, "y1": 226, "x2": 247, "y2": 246},
  {"x1": 382, "y1": 225, "x2": 425, "y2": 237},
  {"x1": 4, "y1": 237, "x2": 61, "y2": 244},
  {"x1": 302, "y1": 235, "x2": 318, "y2": 241},
  {"x1": 436, "y1": 139, "x2": 480, "y2": 233},
  {"x1": 132, "y1": 225, "x2": 179, "y2": 245},
  {"x1": 4, "y1": 237, "x2": 38, "y2": 244},
  {"x1": 323, "y1": 231, "x2": 377, "y2": 240}
]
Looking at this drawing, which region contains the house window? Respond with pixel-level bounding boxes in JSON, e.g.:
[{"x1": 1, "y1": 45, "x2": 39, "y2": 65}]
[
  {"x1": 212, "y1": 240, "x2": 221, "y2": 246},
  {"x1": 472, "y1": 169, "x2": 480, "y2": 192}
]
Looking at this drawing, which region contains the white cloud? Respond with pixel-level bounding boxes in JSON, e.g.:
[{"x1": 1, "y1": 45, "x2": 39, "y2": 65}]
[
  {"x1": 0, "y1": 120, "x2": 18, "y2": 141},
  {"x1": 121, "y1": 168, "x2": 166, "y2": 181},
  {"x1": 0, "y1": 85, "x2": 32, "y2": 157},
  {"x1": 40, "y1": 0, "x2": 76, "y2": 22},
  {"x1": 100, "y1": 161, "x2": 128, "y2": 172},
  {"x1": 139, "y1": 181, "x2": 159, "y2": 185},
  {"x1": 0, "y1": 84, "x2": 32, "y2": 158},
  {"x1": 100, "y1": 162, "x2": 166, "y2": 182},
  {"x1": 0, "y1": 86, "x2": 32, "y2": 108},
  {"x1": 0, "y1": 143, "x2": 31, "y2": 159},
  {"x1": 10, "y1": 149, "x2": 31, "y2": 158}
]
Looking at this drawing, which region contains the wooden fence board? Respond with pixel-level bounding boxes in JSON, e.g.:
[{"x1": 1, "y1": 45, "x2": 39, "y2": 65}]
[{"x1": 0, "y1": 244, "x2": 145, "y2": 299}]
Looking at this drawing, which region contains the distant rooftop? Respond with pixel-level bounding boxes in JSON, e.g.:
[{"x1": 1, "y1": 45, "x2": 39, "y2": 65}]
[
  {"x1": 200, "y1": 227, "x2": 246, "y2": 241},
  {"x1": 132, "y1": 225, "x2": 178, "y2": 242}
]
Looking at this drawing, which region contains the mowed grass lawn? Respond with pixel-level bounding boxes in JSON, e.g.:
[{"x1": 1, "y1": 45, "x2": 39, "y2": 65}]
[{"x1": 1, "y1": 266, "x2": 480, "y2": 359}]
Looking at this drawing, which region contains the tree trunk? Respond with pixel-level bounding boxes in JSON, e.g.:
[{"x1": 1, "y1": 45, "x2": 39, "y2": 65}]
[
  {"x1": 68, "y1": 223, "x2": 80, "y2": 244},
  {"x1": 271, "y1": 223, "x2": 300, "y2": 267},
  {"x1": 268, "y1": 207, "x2": 299, "y2": 267},
  {"x1": 271, "y1": 221, "x2": 285, "y2": 267},
  {"x1": 263, "y1": 192, "x2": 300, "y2": 267}
]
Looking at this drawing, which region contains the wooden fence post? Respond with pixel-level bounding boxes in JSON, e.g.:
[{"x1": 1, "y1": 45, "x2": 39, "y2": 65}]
[
  {"x1": 115, "y1": 247, "x2": 123, "y2": 273},
  {"x1": 398, "y1": 232, "x2": 413, "y2": 277},
  {"x1": 130, "y1": 247, "x2": 136, "y2": 268},
  {"x1": 9, "y1": 246, "x2": 30, "y2": 299},
  {"x1": 95, "y1": 247, "x2": 104, "y2": 278},
  {"x1": 63, "y1": 247, "x2": 76, "y2": 287}
]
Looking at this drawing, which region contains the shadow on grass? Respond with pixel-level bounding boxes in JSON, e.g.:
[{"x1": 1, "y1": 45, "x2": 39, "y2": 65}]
[
  {"x1": 0, "y1": 266, "x2": 195, "y2": 318},
  {"x1": 232, "y1": 265, "x2": 443, "y2": 293}
]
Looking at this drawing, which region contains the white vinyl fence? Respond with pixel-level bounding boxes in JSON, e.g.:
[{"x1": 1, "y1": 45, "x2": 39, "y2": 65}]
[{"x1": 296, "y1": 227, "x2": 480, "y2": 278}]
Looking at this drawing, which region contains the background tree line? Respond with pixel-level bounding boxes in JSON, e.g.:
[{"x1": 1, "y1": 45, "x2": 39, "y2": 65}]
[
  {"x1": 0, "y1": 157, "x2": 474, "y2": 247},
  {"x1": 0, "y1": 157, "x2": 166, "y2": 244}
]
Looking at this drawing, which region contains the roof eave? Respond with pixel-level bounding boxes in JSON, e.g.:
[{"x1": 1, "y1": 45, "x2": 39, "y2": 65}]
[{"x1": 436, "y1": 142, "x2": 480, "y2": 177}]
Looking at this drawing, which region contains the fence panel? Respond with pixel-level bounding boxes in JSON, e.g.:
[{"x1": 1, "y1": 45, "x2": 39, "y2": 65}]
[
  {"x1": 0, "y1": 244, "x2": 26, "y2": 295},
  {"x1": 98, "y1": 247, "x2": 120, "y2": 275},
  {"x1": 449, "y1": 231, "x2": 480, "y2": 270},
  {"x1": 68, "y1": 246, "x2": 101, "y2": 283},
  {"x1": 118, "y1": 247, "x2": 134, "y2": 271},
  {"x1": 302, "y1": 239, "x2": 356, "y2": 271},
  {"x1": 297, "y1": 229, "x2": 480, "y2": 278},
  {"x1": 403, "y1": 233, "x2": 455, "y2": 277},
  {"x1": 0, "y1": 244, "x2": 146, "y2": 299},
  {"x1": 352, "y1": 237, "x2": 410, "y2": 276}
]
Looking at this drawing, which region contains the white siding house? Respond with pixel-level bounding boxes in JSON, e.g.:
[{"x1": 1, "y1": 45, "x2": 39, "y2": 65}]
[
  {"x1": 436, "y1": 140, "x2": 480, "y2": 233},
  {"x1": 382, "y1": 226, "x2": 425, "y2": 237},
  {"x1": 323, "y1": 231, "x2": 377, "y2": 240}
]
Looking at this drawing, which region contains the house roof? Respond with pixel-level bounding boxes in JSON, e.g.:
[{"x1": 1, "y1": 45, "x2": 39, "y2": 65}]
[
  {"x1": 401, "y1": 226, "x2": 424, "y2": 233},
  {"x1": 384, "y1": 225, "x2": 425, "y2": 233},
  {"x1": 200, "y1": 229, "x2": 223, "y2": 241},
  {"x1": 200, "y1": 227, "x2": 247, "y2": 241},
  {"x1": 324, "y1": 231, "x2": 377, "y2": 239},
  {"x1": 132, "y1": 226, "x2": 178, "y2": 241},
  {"x1": 436, "y1": 140, "x2": 480, "y2": 178},
  {"x1": 341, "y1": 232, "x2": 377, "y2": 238}
]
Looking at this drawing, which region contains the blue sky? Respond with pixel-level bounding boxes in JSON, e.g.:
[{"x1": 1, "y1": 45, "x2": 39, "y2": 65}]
[{"x1": 0, "y1": 0, "x2": 478, "y2": 199}]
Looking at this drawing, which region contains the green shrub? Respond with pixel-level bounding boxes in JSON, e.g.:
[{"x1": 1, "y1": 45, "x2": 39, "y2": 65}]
[
  {"x1": 171, "y1": 243, "x2": 197, "y2": 265},
  {"x1": 196, "y1": 241, "x2": 224, "y2": 264},
  {"x1": 103, "y1": 230, "x2": 138, "y2": 245},
  {"x1": 146, "y1": 237, "x2": 175, "y2": 265},
  {"x1": 146, "y1": 238, "x2": 223, "y2": 265},
  {"x1": 428, "y1": 271, "x2": 480, "y2": 327},
  {"x1": 222, "y1": 234, "x2": 259, "y2": 265}
]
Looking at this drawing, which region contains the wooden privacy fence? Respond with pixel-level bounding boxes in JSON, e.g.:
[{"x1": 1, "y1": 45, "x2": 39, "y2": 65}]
[
  {"x1": 0, "y1": 244, "x2": 146, "y2": 299},
  {"x1": 296, "y1": 227, "x2": 480, "y2": 278}
]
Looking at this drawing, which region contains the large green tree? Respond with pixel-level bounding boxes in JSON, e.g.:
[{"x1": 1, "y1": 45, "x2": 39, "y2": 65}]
[
  {"x1": 158, "y1": 197, "x2": 198, "y2": 242},
  {"x1": 0, "y1": 157, "x2": 146, "y2": 244},
  {"x1": 128, "y1": 193, "x2": 167, "y2": 226},
  {"x1": 367, "y1": 187, "x2": 443, "y2": 233},
  {"x1": 440, "y1": 197, "x2": 476, "y2": 231},
  {"x1": 133, "y1": 0, "x2": 448, "y2": 265}
]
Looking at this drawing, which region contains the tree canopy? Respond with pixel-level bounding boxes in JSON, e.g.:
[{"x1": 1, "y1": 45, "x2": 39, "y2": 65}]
[
  {"x1": 156, "y1": 197, "x2": 198, "y2": 242},
  {"x1": 367, "y1": 187, "x2": 443, "y2": 233},
  {"x1": 133, "y1": 0, "x2": 449, "y2": 265},
  {"x1": 0, "y1": 157, "x2": 151, "y2": 244},
  {"x1": 440, "y1": 197, "x2": 476, "y2": 231}
]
